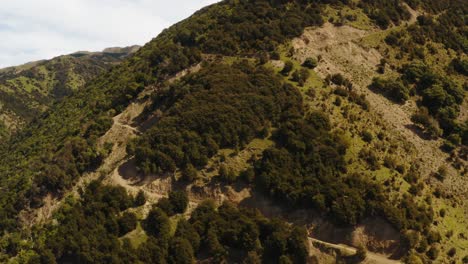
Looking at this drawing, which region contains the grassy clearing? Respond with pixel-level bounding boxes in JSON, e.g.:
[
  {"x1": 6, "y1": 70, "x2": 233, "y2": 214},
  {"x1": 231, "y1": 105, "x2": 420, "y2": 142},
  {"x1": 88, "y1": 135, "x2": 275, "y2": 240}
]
[
  {"x1": 323, "y1": 5, "x2": 374, "y2": 31},
  {"x1": 121, "y1": 222, "x2": 148, "y2": 248},
  {"x1": 196, "y1": 137, "x2": 274, "y2": 184}
]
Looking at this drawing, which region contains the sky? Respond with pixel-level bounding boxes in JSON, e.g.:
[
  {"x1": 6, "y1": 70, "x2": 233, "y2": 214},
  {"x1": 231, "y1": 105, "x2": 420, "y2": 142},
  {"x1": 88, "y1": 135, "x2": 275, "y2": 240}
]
[{"x1": 0, "y1": 0, "x2": 219, "y2": 68}]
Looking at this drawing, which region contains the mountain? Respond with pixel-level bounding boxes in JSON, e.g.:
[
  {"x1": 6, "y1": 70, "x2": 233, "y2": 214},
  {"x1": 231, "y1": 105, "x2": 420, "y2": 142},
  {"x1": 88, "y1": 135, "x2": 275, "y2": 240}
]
[
  {"x1": 0, "y1": 0, "x2": 466, "y2": 263},
  {"x1": 0, "y1": 46, "x2": 140, "y2": 136}
]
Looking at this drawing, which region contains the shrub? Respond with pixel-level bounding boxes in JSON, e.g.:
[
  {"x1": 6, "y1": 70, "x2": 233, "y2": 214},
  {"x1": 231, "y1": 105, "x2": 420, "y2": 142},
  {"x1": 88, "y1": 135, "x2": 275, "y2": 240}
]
[
  {"x1": 439, "y1": 208, "x2": 446, "y2": 217},
  {"x1": 370, "y1": 77, "x2": 410, "y2": 103},
  {"x1": 426, "y1": 245, "x2": 439, "y2": 260},
  {"x1": 411, "y1": 108, "x2": 442, "y2": 138},
  {"x1": 134, "y1": 190, "x2": 146, "y2": 207},
  {"x1": 302, "y1": 57, "x2": 318, "y2": 69},
  {"x1": 359, "y1": 148, "x2": 380, "y2": 170},
  {"x1": 435, "y1": 166, "x2": 448, "y2": 181},
  {"x1": 241, "y1": 168, "x2": 255, "y2": 183},
  {"x1": 450, "y1": 58, "x2": 468, "y2": 76},
  {"x1": 219, "y1": 164, "x2": 237, "y2": 183},
  {"x1": 291, "y1": 68, "x2": 310, "y2": 85},
  {"x1": 281, "y1": 61, "x2": 294, "y2": 76},
  {"x1": 361, "y1": 131, "x2": 373, "y2": 143},
  {"x1": 447, "y1": 247, "x2": 457, "y2": 258},
  {"x1": 331, "y1": 73, "x2": 346, "y2": 86},
  {"x1": 181, "y1": 164, "x2": 198, "y2": 182}
]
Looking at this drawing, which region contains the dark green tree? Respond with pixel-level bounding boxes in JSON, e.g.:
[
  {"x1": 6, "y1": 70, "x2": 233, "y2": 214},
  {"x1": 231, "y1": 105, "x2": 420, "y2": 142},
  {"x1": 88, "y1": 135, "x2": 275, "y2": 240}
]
[{"x1": 168, "y1": 238, "x2": 194, "y2": 264}]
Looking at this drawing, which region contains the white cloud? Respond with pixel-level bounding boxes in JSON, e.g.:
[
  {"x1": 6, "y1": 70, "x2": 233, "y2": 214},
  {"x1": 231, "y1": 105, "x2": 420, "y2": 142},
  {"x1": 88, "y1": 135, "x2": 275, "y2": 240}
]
[{"x1": 0, "y1": 0, "x2": 219, "y2": 68}]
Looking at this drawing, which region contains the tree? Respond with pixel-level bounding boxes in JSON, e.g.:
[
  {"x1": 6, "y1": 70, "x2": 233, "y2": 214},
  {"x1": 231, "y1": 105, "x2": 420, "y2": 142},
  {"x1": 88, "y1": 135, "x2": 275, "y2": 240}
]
[
  {"x1": 169, "y1": 190, "x2": 189, "y2": 214},
  {"x1": 134, "y1": 190, "x2": 146, "y2": 207},
  {"x1": 175, "y1": 219, "x2": 201, "y2": 251},
  {"x1": 118, "y1": 212, "x2": 137, "y2": 236},
  {"x1": 182, "y1": 164, "x2": 198, "y2": 182},
  {"x1": 145, "y1": 208, "x2": 171, "y2": 242},
  {"x1": 168, "y1": 238, "x2": 194, "y2": 264},
  {"x1": 206, "y1": 228, "x2": 227, "y2": 262},
  {"x1": 287, "y1": 226, "x2": 308, "y2": 264},
  {"x1": 157, "y1": 197, "x2": 175, "y2": 216}
]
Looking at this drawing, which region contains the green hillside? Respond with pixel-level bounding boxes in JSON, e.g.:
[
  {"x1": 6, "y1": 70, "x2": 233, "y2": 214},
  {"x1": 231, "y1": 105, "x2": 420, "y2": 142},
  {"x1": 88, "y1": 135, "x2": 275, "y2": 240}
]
[
  {"x1": 0, "y1": 46, "x2": 139, "y2": 136},
  {"x1": 0, "y1": 0, "x2": 466, "y2": 263}
]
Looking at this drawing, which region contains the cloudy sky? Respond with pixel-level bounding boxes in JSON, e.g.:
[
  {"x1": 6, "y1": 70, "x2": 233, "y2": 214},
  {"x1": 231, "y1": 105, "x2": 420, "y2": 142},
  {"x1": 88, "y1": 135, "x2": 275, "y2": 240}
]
[{"x1": 0, "y1": 0, "x2": 219, "y2": 68}]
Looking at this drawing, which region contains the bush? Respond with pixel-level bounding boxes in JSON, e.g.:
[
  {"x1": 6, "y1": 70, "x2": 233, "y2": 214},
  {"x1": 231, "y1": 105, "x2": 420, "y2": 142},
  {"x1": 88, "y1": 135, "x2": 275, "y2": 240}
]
[
  {"x1": 219, "y1": 164, "x2": 237, "y2": 183},
  {"x1": 241, "y1": 168, "x2": 255, "y2": 183},
  {"x1": 411, "y1": 108, "x2": 442, "y2": 138},
  {"x1": 281, "y1": 61, "x2": 294, "y2": 76},
  {"x1": 447, "y1": 247, "x2": 457, "y2": 258},
  {"x1": 331, "y1": 73, "x2": 346, "y2": 86},
  {"x1": 370, "y1": 77, "x2": 410, "y2": 103},
  {"x1": 302, "y1": 57, "x2": 318, "y2": 69},
  {"x1": 426, "y1": 245, "x2": 439, "y2": 260},
  {"x1": 361, "y1": 131, "x2": 373, "y2": 143},
  {"x1": 450, "y1": 58, "x2": 468, "y2": 76},
  {"x1": 157, "y1": 191, "x2": 189, "y2": 216},
  {"x1": 359, "y1": 148, "x2": 380, "y2": 170},
  {"x1": 181, "y1": 164, "x2": 198, "y2": 182},
  {"x1": 439, "y1": 208, "x2": 446, "y2": 218},
  {"x1": 291, "y1": 68, "x2": 310, "y2": 86},
  {"x1": 134, "y1": 190, "x2": 146, "y2": 207},
  {"x1": 435, "y1": 166, "x2": 448, "y2": 181}
]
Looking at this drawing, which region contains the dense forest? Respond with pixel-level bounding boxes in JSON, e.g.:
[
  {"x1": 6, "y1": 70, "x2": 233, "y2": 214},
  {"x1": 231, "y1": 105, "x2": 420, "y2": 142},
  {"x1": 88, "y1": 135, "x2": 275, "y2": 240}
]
[
  {"x1": 0, "y1": 0, "x2": 465, "y2": 263},
  {"x1": 26, "y1": 182, "x2": 308, "y2": 263}
]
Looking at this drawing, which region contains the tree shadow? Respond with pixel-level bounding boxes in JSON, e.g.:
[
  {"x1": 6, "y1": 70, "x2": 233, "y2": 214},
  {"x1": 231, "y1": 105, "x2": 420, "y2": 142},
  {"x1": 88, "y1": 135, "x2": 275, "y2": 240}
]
[{"x1": 404, "y1": 124, "x2": 432, "y2": 140}]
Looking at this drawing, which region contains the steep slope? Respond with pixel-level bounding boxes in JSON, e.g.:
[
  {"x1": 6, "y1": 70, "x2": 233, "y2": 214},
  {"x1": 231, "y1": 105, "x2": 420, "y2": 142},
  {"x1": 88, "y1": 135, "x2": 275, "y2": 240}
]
[
  {"x1": 0, "y1": 46, "x2": 140, "y2": 135},
  {"x1": 0, "y1": 0, "x2": 466, "y2": 263}
]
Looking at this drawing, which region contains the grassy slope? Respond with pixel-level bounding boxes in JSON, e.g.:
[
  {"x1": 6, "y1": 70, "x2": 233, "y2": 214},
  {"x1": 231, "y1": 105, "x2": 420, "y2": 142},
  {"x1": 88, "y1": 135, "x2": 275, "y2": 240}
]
[{"x1": 286, "y1": 7, "x2": 467, "y2": 263}]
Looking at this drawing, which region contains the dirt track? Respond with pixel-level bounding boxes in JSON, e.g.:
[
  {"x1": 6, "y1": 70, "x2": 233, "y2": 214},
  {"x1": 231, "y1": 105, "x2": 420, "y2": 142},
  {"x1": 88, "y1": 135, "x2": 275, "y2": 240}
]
[{"x1": 309, "y1": 238, "x2": 401, "y2": 264}]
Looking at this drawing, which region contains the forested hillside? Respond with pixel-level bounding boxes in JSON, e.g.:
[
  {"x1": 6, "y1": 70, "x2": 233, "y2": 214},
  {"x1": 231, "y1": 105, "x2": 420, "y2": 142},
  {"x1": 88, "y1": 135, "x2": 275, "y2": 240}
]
[{"x1": 0, "y1": 0, "x2": 466, "y2": 263}]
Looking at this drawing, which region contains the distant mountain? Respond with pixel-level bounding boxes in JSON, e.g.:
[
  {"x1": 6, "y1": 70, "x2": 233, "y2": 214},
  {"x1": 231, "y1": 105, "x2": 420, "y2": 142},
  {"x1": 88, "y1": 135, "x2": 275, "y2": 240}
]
[{"x1": 0, "y1": 46, "x2": 140, "y2": 136}]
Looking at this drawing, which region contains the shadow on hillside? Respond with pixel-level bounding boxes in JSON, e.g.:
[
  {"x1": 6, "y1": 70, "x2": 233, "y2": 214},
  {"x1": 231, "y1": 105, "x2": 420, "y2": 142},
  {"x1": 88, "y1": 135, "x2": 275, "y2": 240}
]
[
  {"x1": 118, "y1": 158, "x2": 173, "y2": 187},
  {"x1": 404, "y1": 124, "x2": 433, "y2": 140}
]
